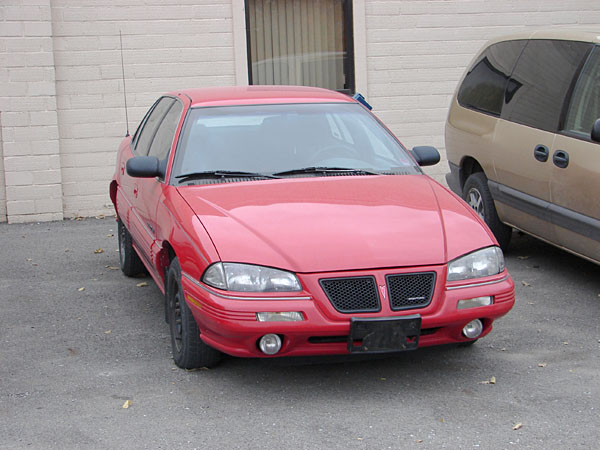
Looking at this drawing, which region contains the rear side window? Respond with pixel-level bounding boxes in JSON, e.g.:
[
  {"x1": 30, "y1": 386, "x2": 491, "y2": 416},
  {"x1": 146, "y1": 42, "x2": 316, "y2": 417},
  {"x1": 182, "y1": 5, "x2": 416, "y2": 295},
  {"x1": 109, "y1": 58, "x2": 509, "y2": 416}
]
[
  {"x1": 502, "y1": 40, "x2": 592, "y2": 133},
  {"x1": 564, "y1": 46, "x2": 600, "y2": 139},
  {"x1": 457, "y1": 40, "x2": 526, "y2": 116}
]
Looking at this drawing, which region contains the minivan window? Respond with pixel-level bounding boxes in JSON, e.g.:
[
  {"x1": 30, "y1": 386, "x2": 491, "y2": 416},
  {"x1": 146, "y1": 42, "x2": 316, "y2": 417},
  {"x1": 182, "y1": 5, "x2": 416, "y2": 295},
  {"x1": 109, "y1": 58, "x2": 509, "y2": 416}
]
[
  {"x1": 564, "y1": 46, "x2": 600, "y2": 139},
  {"x1": 502, "y1": 40, "x2": 592, "y2": 133},
  {"x1": 457, "y1": 40, "x2": 526, "y2": 116}
]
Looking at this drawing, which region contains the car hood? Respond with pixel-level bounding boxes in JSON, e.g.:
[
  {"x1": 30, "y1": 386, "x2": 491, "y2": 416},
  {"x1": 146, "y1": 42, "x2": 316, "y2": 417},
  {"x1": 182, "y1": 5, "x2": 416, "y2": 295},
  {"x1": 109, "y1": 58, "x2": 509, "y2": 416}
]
[{"x1": 177, "y1": 175, "x2": 495, "y2": 273}]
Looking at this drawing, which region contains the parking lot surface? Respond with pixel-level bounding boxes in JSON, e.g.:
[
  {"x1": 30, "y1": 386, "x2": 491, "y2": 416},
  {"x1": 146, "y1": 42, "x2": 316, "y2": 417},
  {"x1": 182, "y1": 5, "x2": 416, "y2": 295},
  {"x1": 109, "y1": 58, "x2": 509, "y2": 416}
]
[{"x1": 1, "y1": 218, "x2": 599, "y2": 449}]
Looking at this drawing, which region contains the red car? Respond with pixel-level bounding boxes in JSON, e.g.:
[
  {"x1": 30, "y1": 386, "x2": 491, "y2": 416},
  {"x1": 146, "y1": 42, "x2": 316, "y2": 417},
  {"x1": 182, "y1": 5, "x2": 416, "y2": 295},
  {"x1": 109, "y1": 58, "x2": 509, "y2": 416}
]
[{"x1": 110, "y1": 86, "x2": 514, "y2": 368}]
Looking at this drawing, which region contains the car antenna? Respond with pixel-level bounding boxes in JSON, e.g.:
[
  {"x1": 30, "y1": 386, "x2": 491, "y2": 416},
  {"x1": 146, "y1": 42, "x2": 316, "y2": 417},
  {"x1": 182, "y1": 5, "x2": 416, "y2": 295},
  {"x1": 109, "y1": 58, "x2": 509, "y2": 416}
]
[{"x1": 119, "y1": 30, "x2": 130, "y2": 137}]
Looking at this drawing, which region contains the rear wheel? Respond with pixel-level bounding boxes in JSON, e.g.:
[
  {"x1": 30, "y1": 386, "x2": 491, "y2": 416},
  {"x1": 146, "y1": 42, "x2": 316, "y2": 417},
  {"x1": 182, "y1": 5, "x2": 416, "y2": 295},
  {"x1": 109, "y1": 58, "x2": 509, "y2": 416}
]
[
  {"x1": 118, "y1": 219, "x2": 145, "y2": 277},
  {"x1": 167, "y1": 257, "x2": 221, "y2": 369},
  {"x1": 463, "y1": 172, "x2": 512, "y2": 251}
]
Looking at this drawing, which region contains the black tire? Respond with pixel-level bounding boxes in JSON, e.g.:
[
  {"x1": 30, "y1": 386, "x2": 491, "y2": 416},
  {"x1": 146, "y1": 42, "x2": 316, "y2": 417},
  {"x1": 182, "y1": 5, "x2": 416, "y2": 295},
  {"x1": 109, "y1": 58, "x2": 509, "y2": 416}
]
[
  {"x1": 166, "y1": 257, "x2": 221, "y2": 369},
  {"x1": 118, "y1": 219, "x2": 146, "y2": 277},
  {"x1": 463, "y1": 172, "x2": 512, "y2": 250}
]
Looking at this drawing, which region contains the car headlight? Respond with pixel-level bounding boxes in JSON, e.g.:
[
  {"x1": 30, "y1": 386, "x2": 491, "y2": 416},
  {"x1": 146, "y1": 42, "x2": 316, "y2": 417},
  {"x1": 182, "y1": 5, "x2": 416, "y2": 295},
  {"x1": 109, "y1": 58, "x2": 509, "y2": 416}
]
[
  {"x1": 202, "y1": 262, "x2": 302, "y2": 292},
  {"x1": 447, "y1": 247, "x2": 505, "y2": 282}
]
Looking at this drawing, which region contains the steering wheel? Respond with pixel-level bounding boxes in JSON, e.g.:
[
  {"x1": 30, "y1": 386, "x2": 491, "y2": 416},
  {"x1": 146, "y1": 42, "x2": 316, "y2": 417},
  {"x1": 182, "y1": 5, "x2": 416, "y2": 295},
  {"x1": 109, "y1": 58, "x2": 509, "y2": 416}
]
[{"x1": 309, "y1": 143, "x2": 358, "y2": 164}]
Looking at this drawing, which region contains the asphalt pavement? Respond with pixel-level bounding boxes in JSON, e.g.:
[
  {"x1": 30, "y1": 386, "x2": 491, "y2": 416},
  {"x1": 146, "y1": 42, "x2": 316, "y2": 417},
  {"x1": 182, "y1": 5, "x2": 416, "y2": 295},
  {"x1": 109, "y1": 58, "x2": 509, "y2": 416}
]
[{"x1": 1, "y1": 218, "x2": 599, "y2": 449}]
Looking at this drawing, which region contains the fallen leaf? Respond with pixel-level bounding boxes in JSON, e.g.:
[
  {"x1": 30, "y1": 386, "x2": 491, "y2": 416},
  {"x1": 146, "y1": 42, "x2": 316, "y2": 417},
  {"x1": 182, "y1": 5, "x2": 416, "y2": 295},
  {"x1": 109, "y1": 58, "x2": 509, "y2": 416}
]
[
  {"x1": 96, "y1": 214, "x2": 105, "y2": 219},
  {"x1": 78, "y1": 287, "x2": 85, "y2": 292},
  {"x1": 105, "y1": 330, "x2": 111, "y2": 334},
  {"x1": 107, "y1": 266, "x2": 119, "y2": 270},
  {"x1": 538, "y1": 363, "x2": 547, "y2": 368},
  {"x1": 521, "y1": 281, "x2": 530, "y2": 287},
  {"x1": 527, "y1": 302, "x2": 536, "y2": 305},
  {"x1": 122, "y1": 399, "x2": 132, "y2": 409},
  {"x1": 91, "y1": 278, "x2": 98, "y2": 281},
  {"x1": 136, "y1": 282, "x2": 148, "y2": 288},
  {"x1": 380, "y1": 377, "x2": 386, "y2": 381},
  {"x1": 517, "y1": 255, "x2": 530, "y2": 260},
  {"x1": 94, "y1": 248, "x2": 104, "y2": 254},
  {"x1": 480, "y1": 376, "x2": 496, "y2": 385},
  {"x1": 563, "y1": 341, "x2": 569, "y2": 345},
  {"x1": 356, "y1": 438, "x2": 363, "y2": 441},
  {"x1": 416, "y1": 439, "x2": 423, "y2": 443},
  {"x1": 26, "y1": 258, "x2": 32, "y2": 262},
  {"x1": 106, "y1": 234, "x2": 114, "y2": 237},
  {"x1": 513, "y1": 423, "x2": 523, "y2": 430},
  {"x1": 501, "y1": 348, "x2": 506, "y2": 351},
  {"x1": 65, "y1": 249, "x2": 70, "y2": 253}
]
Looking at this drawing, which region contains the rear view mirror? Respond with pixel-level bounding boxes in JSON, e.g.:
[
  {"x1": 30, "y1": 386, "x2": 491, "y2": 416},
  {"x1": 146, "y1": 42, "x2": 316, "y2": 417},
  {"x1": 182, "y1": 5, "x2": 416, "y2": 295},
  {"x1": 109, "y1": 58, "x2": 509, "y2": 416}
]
[
  {"x1": 126, "y1": 156, "x2": 162, "y2": 178},
  {"x1": 591, "y1": 118, "x2": 600, "y2": 143},
  {"x1": 411, "y1": 146, "x2": 440, "y2": 167}
]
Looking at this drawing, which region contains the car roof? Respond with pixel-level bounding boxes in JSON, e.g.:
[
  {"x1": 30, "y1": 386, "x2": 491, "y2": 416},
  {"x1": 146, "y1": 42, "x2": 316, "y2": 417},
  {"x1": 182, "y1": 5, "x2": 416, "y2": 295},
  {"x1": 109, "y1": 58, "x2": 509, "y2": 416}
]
[
  {"x1": 484, "y1": 28, "x2": 600, "y2": 47},
  {"x1": 168, "y1": 85, "x2": 355, "y2": 108}
]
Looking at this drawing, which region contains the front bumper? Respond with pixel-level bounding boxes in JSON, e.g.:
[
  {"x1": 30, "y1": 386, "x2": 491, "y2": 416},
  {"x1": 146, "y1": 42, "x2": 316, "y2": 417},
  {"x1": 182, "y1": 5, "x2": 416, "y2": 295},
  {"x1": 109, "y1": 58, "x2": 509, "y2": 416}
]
[{"x1": 181, "y1": 266, "x2": 515, "y2": 358}]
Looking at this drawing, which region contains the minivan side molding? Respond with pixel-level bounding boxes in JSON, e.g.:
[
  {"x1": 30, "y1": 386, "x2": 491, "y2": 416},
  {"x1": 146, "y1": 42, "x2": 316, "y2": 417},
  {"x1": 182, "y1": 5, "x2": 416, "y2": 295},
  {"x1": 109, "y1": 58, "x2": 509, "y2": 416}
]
[{"x1": 488, "y1": 181, "x2": 600, "y2": 241}]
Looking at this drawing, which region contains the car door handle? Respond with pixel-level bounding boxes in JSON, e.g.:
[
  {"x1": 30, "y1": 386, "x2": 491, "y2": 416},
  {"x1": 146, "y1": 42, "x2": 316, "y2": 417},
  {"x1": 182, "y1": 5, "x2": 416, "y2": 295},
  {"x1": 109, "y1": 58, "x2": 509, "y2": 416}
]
[
  {"x1": 552, "y1": 150, "x2": 569, "y2": 169},
  {"x1": 533, "y1": 144, "x2": 549, "y2": 162}
]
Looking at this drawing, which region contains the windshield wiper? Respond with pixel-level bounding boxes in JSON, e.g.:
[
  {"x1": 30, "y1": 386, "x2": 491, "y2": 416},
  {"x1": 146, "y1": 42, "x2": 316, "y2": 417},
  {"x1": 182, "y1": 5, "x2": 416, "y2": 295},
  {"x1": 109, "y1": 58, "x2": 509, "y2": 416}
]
[
  {"x1": 175, "y1": 170, "x2": 280, "y2": 182},
  {"x1": 272, "y1": 166, "x2": 380, "y2": 177}
]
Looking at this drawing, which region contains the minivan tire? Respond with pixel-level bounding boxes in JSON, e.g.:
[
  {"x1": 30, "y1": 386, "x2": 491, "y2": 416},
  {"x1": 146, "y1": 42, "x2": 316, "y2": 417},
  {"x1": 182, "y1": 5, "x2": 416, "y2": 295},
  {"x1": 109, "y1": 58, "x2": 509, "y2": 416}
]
[{"x1": 463, "y1": 172, "x2": 512, "y2": 250}]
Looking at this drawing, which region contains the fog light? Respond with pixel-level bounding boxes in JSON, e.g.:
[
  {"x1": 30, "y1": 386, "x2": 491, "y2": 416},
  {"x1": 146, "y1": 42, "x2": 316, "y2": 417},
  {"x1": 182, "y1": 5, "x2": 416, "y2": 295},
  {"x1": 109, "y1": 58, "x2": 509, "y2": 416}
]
[
  {"x1": 457, "y1": 296, "x2": 493, "y2": 310},
  {"x1": 259, "y1": 334, "x2": 282, "y2": 355},
  {"x1": 462, "y1": 319, "x2": 483, "y2": 339},
  {"x1": 256, "y1": 312, "x2": 304, "y2": 322}
]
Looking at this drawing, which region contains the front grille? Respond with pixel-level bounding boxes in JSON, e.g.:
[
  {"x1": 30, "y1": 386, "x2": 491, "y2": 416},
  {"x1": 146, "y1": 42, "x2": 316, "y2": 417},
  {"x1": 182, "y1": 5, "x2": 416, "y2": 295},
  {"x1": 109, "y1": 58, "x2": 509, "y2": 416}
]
[
  {"x1": 387, "y1": 272, "x2": 436, "y2": 310},
  {"x1": 320, "y1": 276, "x2": 380, "y2": 313}
]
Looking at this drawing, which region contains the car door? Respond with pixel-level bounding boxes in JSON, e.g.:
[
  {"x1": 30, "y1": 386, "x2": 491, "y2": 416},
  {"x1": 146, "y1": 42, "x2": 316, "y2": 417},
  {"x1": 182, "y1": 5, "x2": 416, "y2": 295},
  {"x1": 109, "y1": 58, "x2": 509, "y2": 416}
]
[
  {"x1": 492, "y1": 39, "x2": 592, "y2": 243},
  {"x1": 550, "y1": 45, "x2": 600, "y2": 262},
  {"x1": 135, "y1": 97, "x2": 185, "y2": 276},
  {"x1": 122, "y1": 96, "x2": 175, "y2": 266}
]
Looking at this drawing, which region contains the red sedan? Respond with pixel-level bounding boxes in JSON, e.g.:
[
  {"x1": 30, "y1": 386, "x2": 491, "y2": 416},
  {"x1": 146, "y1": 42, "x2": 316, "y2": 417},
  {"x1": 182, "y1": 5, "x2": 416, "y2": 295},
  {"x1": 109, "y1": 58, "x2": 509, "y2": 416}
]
[{"x1": 110, "y1": 86, "x2": 514, "y2": 368}]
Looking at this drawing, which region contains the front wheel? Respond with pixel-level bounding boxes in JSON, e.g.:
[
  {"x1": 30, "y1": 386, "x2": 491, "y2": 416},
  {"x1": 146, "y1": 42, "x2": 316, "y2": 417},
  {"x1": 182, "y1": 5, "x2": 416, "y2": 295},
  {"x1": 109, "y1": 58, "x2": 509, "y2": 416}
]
[
  {"x1": 462, "y1": 172, "x2": 512, "y2": 251},
  {"x1": 167, "y1": 257, "x2": 221, "y2": 369}
]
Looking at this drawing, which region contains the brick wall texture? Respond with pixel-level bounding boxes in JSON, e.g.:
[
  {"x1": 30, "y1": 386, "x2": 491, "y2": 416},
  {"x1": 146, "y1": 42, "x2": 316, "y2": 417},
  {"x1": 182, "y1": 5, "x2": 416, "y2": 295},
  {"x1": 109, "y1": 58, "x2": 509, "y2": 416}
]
[{"x1": 1, "y1": 0, "x2": 599, "y2": 222}]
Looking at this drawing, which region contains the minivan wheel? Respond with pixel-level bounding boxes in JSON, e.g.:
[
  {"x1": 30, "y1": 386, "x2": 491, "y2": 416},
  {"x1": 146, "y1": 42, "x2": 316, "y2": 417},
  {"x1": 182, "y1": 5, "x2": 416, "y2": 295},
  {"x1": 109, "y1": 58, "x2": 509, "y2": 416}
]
[{"x1": 463, "y1": 172, "x2": 512, "y2": 250}]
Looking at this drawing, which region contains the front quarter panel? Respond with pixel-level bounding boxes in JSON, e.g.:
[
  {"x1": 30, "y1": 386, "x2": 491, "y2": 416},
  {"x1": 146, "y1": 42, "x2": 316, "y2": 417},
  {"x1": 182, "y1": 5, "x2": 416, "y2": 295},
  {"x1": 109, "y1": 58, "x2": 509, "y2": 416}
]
[{"x1": 159, "y1": 188, "x2": 221, "y2": 284}]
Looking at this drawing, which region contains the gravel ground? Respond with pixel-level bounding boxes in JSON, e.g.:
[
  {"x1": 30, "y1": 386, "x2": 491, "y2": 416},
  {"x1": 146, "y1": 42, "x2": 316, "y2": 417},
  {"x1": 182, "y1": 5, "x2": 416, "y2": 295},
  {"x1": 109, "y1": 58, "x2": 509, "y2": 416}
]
[{"x1": 1, "y1": 218, "x2": 599, "y2": 449}]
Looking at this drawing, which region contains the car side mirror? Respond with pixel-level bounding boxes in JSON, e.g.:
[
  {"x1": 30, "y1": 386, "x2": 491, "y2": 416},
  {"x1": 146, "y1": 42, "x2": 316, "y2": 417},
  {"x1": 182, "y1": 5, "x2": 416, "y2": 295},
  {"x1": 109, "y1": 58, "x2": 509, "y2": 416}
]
[
  {"x1": 591, "y1": 118, "x2": 600, "y2": 143},
  {"x1": 411, "y1": 146, "x2": 440, "y2": 167},
  {"x1": 126, "y1": 156, "x2": 162, "y2": 178}
]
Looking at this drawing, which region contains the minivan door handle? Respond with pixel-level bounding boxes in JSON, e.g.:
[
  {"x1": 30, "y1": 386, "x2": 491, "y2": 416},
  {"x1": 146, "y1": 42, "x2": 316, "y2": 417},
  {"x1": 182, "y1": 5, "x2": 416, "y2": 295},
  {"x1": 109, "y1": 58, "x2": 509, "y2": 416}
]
[
  {"x1": 533, "y1": 144, "x2": 549, "y2": 162},
  {"x1": 552, "y1": 150, "x2": 569, "y2": 169}
]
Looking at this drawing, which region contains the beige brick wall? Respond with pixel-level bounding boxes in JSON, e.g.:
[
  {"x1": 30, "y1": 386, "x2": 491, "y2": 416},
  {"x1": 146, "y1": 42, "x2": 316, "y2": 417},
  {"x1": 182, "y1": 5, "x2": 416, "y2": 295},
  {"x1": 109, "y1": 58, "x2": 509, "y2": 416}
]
[
  {"x1": 51, "y1": 0, "x2": 236, "y2": 218},
  {"x1": 364, "y1": 0, "x2": 600, "y2": 184},
  {"x1": 2, "y1": 1, "x2": 600, "y2": 223},
  {"x1": 0, "y1": 0, "x2": 63, "y2": 223},
  {"x1": 0, "y1": 114, "x2": 6, "y2": 222}
]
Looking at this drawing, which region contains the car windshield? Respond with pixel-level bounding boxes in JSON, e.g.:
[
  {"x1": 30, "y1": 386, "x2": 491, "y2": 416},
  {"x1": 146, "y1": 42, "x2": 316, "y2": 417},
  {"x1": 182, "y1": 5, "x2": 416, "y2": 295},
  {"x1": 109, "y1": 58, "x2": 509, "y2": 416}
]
[{"x1": 171, "y1": 103, "x2": 420, "y2": 183}]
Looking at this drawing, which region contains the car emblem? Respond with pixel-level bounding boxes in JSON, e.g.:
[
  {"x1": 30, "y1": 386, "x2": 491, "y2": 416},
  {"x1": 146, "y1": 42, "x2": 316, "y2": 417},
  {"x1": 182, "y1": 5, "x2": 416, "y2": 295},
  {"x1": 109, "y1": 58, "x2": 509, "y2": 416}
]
[{"x1": 379, "y1": 285, "x2": 387, "y2": 299}]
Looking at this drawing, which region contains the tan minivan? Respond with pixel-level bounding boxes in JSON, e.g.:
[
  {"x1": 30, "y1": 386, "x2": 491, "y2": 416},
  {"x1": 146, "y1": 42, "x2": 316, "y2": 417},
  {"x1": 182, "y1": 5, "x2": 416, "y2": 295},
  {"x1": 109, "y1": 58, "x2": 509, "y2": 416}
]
[{"x1": 445, "y1": 30, "x2": 600, "y2": 264}]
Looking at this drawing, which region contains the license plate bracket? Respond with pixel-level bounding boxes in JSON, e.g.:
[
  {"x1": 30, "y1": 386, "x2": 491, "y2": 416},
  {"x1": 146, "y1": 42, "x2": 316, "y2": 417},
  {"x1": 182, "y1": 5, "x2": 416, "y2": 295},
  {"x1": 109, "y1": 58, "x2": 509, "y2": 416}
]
[{"x1": 348, "y1": 315, "x2": 421, "y2": 353}]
